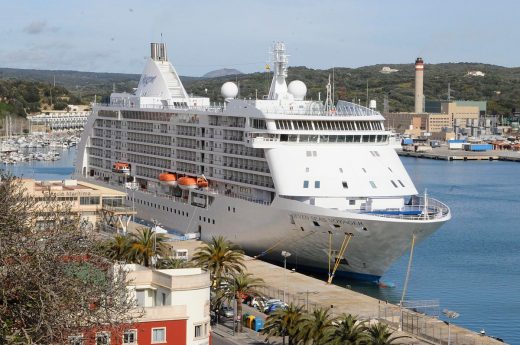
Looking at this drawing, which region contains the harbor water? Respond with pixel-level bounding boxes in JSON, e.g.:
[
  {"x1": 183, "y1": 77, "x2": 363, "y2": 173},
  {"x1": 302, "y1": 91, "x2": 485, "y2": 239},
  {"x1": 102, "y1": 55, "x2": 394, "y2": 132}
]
[{"x1": 2, "y1": 150, "x2": 518, "y2": 343}]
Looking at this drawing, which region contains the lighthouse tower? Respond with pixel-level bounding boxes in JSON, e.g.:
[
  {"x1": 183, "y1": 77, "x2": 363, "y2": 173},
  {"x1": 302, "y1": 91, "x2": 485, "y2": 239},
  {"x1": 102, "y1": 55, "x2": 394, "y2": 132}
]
[{"x1": 414, "y1": 57, "x2": 425, "y2": 113}]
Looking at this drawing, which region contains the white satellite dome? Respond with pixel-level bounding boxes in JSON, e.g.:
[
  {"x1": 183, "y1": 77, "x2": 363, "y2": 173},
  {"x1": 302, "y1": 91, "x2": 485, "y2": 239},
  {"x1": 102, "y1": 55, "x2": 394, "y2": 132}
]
[
  {"x1": 288, "y1": 80, "x2": 307, "y2": 100},
  {"x1": 221, "y1": 82, "x2": 238, "y2": 100}
]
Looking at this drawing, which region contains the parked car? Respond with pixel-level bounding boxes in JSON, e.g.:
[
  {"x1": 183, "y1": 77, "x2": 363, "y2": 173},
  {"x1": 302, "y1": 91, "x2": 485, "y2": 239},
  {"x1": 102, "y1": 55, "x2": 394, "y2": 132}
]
[
  {"x1": 263, "y1": 299, "x2": 286, "y2": 313},
  {"x1": 248, "y1": 296, "x2": 266, "y2": 311},
  {"x1": 266, "y1": 302, "x2": 287, "y2": 314},
  {"x1": 219, "y1": 306, "x2": 234, "y2": 318}
]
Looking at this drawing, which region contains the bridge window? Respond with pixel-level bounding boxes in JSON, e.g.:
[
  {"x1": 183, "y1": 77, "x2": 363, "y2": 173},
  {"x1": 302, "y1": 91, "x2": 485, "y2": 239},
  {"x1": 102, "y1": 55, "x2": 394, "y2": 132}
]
[
  {"x1": 342, "y1": 181, "x2": 348, "y2": 189},
  {"x1": 398, "y1": 180, "x2": 405, "y2": 187},
  {"x1": 369, "y1": 181, "x2": 377, "y2": 189},
  {"x1": 303, "y1": 181, "x2": 309, "y2": 188},
  {"x1": 315, "y1": 181, "x2": 321, "y2": 188},
  {"x1": 391, "y1": 180, "x2": 398, "y2": 188}
]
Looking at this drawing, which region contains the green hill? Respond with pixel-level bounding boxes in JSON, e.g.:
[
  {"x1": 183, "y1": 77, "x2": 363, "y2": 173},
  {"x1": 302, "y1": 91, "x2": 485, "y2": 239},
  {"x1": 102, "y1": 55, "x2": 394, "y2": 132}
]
[
  {"x1": 1, "y1": 62, "x2": 519, "y2": 115},
  {"x1": 184, "y1": 63, "x2": 520, "y2": 115}
]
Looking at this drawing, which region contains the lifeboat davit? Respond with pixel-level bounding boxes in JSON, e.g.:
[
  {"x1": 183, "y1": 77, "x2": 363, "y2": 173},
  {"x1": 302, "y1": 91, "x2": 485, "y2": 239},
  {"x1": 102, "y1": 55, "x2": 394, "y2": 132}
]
[
  {"x1": 159, "y1": 172, "x2": 177, "y2": 186},
  {"x1": 178, "y1": 176, "x2": 197, "y2": 190},
  {"x1": 197, "y1": 175, "x2": 209, "y2": 188},
  {"x1": 112, "y1": 162, "x2": 130, "y2": 175}
]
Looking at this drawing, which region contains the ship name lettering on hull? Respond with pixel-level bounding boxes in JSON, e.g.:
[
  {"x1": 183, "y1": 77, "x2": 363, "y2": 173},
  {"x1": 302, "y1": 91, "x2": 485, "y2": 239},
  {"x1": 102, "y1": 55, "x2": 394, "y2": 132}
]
[{"x1": 291, "y1": 213, "x2": 363, "y2": 226}]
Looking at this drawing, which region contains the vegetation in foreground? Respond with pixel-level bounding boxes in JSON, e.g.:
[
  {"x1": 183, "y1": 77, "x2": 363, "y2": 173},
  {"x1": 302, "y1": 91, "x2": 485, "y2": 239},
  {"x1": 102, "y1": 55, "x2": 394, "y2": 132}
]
[
  {"x1": 263, "y1": 305, "x2": 409, "y2": 345},
  {"x1": 0, "y1": 174, "x2": 138, "y2": 344}
]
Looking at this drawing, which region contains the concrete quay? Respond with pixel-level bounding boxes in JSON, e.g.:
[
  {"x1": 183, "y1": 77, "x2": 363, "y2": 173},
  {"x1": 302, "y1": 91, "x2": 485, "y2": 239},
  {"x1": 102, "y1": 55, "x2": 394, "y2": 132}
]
[
  {"x1": 397, "y1": 148, "x2": 520, "y2": 162},
  {"x1": 165, "y1": 239, "x2": 505, "y2": 344}
]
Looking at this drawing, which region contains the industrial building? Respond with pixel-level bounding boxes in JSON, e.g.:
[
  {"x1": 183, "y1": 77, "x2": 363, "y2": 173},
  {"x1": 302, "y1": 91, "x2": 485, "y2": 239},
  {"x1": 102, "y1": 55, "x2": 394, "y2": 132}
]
[
  {"x1": 28, "y1": 111, "x2": 90, "y2": 132},
  {"x1": 384, "y1": 57, "x2": 487, "y2": 138}
]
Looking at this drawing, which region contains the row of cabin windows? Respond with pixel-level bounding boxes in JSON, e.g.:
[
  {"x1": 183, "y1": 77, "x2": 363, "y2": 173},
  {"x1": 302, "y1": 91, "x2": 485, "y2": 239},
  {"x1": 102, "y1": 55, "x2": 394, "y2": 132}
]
[
  {"x1": 304, "y1": 179, "x2": 405, "y2": 190},
  {"x1": 199, "y1": 215, "x2": 216, "y2": 224},
  {"x1": 127, "y1": 196, "x2": 189, "y2": 217},
  {"x1": 69, "y1": 328, "x2": 167, "y2": 344},
  {"x1": 280, "y1": 134, "x2": 388, "y2": 143},
  {"x1": 275, "y1": 120, "x2": 383, "y2": 131}
]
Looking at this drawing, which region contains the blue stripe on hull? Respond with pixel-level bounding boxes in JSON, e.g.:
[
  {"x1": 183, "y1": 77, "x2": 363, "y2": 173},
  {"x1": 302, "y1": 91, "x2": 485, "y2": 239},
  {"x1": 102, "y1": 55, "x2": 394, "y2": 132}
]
[
  {"x1": 267, "y1": 261, "x2": 382, "y2": 284},
  {"x1": 331, "y1": 270, "x2": 381, "y2": 283}
]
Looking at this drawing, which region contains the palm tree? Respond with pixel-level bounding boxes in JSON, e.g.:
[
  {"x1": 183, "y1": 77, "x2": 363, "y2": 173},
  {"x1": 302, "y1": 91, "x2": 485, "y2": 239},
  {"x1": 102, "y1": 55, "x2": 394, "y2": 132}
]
[
  {"x1": 102, "y1": 234, "x2": 131, "y2": 262},
  {"x1": 262, "y1": 303, "x2": 306, "y2": 345},
  {"x1": 299, "y1": 307, "x2": 336, "y2": 345},
  {"x1": 225, "y1": 272, "x2": 264, "y2": 333},
  {"x1": 128, "y1": 227, "x2": 168, "y2": 267},
  {"x1": 366, "y1": 323, "x2": 409, "y2": 345},
  {"x1": 191, "y1": 236, "x2": 245, "y2": 287},
  {"x1": 328, "y1": 314, "x2": 368, "y2": 345}
]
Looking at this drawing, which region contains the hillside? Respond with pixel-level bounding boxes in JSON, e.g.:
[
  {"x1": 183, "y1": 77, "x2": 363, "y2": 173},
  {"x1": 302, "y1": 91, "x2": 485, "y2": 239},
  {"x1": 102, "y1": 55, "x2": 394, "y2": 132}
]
[
  {"x1": 185, "y1": 63, "x2": 520, "y2": 114},
  {"x1": 1, "y1": 62, "x2": 520, "y2": 115},
  {"x1": 0, "y1": 79, "x2": 73, "y2": 117}
]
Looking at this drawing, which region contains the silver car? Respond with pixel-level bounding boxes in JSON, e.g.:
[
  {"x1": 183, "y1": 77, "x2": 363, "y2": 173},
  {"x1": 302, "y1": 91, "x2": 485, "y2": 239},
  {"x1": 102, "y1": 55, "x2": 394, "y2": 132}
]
[{"x1": 219, "y1": 306, "x2": 234, "y2": 318}]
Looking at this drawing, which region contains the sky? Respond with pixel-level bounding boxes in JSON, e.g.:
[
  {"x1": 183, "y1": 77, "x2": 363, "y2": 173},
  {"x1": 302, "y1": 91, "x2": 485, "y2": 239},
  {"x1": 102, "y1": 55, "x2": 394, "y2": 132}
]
[{"x1": 1, "y1": 0, "x2": 519, "y2": 77}]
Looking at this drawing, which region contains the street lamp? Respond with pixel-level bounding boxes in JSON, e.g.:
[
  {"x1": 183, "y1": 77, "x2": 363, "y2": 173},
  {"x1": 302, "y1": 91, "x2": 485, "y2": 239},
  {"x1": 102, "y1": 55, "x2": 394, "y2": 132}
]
[
  {"x1": 443, "y1": 308, "x2": 460, "y2": 345},
  {"x1": 281, "y1": 251, "x2": 291, "y2": 302},
  {"x1": 151, "y1": 218, "x2": 160, "y2": 269}
]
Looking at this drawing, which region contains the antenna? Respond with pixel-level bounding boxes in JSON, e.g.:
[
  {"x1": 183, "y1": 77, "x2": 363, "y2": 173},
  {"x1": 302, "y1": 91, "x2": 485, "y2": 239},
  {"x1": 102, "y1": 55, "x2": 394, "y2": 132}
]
[
  {"x1": 383, "y1": 94, "x2": 389, "y2": 114},
  {"x1": 332, "y1": 67, "x2": 335, "y2": 105},
  {"x1": 366, "y1": 79, "x2": 369, "y2": 108},
  {"x1": 325, "y1": 75, "x2": 335, "y2": 113}
]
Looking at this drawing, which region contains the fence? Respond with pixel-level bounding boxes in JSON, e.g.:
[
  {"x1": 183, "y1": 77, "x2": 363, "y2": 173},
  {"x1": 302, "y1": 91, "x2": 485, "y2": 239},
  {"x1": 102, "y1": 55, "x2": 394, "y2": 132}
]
[
  {"x1": 378, "y1": 304, "x2": 504, "y2": 345},
  {"x1": 254, "y1": 286, "x2": 504, "y2": 345}
]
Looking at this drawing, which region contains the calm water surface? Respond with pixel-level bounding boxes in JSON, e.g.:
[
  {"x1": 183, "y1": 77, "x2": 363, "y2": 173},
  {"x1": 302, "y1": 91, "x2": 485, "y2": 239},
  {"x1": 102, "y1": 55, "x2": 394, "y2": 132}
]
[
  {"x1": 348, "y1": 157, "x2": 520, "y2": 344},
  {"x1": 3, "y1": 151, "x2": 518, "y2": 343}
]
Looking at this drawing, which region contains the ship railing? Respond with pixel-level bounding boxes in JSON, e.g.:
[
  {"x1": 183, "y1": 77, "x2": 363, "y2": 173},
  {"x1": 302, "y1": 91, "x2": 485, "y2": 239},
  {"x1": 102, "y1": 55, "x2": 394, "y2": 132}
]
[
  {"x1": 94, "y1": 102, "x2": 225, "y2": 113},
  {"x1": 225, "y1": 191, "x2": 271, "y2": 206},
  {"x1": 359, "y1": 196, "x2": 450, "y2": 221}
]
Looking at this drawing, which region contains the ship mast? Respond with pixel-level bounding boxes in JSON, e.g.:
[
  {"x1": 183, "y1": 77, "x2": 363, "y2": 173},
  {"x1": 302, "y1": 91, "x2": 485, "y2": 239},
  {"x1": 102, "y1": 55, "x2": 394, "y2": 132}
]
[{"x1": 268, "y1": 42, "x2": 289, "y2": 100}]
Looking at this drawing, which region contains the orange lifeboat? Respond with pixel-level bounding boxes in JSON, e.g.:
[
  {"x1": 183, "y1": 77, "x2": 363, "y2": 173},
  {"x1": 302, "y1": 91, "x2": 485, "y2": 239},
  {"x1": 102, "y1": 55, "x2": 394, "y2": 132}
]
[
  {"x1": 159, "y1": 172, "x2": 177, "y2": 186},
  {"x1": 178, "y1": 176, "x2": 197, "y2": 190},
  {"x1": 197, "y1": 175, "x2": 209, "y2": 188},
  {"x1": 112, "y1": 162, "x2": 130, "y2": 175}
]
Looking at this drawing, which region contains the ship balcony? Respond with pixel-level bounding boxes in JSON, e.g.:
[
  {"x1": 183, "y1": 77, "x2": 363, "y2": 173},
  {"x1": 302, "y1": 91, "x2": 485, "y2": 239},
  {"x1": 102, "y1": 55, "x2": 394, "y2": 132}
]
[
  {"x1": 360, "y1": 195, "x2": 450, "y2": 221},
  {"x1": 246, "y1": 135, "x2": 280, "y2": 148}
]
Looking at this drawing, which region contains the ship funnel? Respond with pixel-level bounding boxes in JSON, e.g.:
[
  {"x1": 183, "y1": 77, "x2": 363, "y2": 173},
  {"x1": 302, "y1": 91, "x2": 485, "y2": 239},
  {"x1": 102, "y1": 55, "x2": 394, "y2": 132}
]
[{"x1": 151, "y1": 43, "x2": 168, "y2": 61}]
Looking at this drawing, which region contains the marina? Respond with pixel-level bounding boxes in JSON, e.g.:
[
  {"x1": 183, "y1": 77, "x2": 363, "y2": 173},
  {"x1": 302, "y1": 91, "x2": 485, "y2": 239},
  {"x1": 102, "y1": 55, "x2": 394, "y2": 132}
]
[{"x1": 0, "y1": 131, "x2": 80, "y2": 164}]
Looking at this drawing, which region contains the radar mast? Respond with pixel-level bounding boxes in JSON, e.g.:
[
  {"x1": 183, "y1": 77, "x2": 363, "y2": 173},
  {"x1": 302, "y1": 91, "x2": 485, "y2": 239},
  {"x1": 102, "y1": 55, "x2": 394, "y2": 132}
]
[{"x1": 268, "y1": 42, "x2": 289, "y2": 100}]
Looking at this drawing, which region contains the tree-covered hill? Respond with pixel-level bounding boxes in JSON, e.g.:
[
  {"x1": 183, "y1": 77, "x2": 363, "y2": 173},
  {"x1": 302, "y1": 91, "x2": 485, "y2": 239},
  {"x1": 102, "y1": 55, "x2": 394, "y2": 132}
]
[
  {"x1": 1, "y1": 62, "x2": 520, "y2": 116},
  {"x1": 184, "y1": 63, "x2": 520, "y2": 114},
  {"x1": 0, "y1": 79, "x2": 74, "y2": 117}
]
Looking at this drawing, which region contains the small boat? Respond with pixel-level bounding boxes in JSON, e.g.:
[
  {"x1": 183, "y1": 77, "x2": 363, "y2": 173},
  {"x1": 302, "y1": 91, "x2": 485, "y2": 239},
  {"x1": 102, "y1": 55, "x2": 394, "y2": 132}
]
[
  {"x1": 197, "y1": 175, "x2": 209, "y2": 188},
  {"x1": 159, "y1": 172, "x2": 177, "y2": 186},
  {"x1": 178, "y1": 176, "x2": 197, "y2": 189},
  {"x1": 112, "y1": 162, "x2": 131, "y2": 175}
]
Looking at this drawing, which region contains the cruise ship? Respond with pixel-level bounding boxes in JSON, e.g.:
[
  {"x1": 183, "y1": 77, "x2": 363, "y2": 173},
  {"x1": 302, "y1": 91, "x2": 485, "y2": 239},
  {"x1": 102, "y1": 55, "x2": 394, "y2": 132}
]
[{"x1": 76, "y1": 42, "x2": 450, "y2": 282}]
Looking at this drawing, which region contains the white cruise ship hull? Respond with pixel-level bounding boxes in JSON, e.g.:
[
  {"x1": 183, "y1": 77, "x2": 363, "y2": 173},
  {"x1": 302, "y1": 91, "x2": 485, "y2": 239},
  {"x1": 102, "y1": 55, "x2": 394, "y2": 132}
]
[{"x1": 85, "y1": 178, "x2": 446, "y2": 281}]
